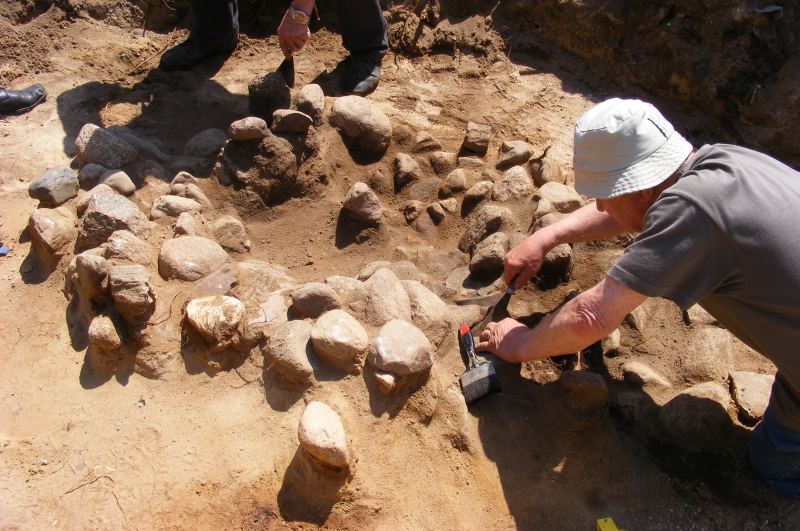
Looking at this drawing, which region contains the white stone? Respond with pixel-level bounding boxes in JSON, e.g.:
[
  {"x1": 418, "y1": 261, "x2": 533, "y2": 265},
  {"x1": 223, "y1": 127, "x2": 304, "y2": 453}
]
[
  {"x1": 684, "y1": 327, "x2": 734, "y2": 383},
  {"x1": 329, "y1": 96, "x2": 392, "y2": 152},
  {"x1": 730, "y1": 371, "x2": 774, "y2": 422},
  {"x1": 158, "y1": 236, "x2": 229, "y2": 281},
  {"x1": 364, "y1": 268, "x2": 412, "y2": 326},
  {"x1": 368, "y1": 319, "x2": 433, "y2": 375},
  {"x1": 343, "y1": 182, "x2": 382, "y2": 223},
  {"x1": 310, "y1": 309, "x2": 369, "y2": 371},
  {"x1": 298, "y1": 402, "x2": 349, "y2": 467},
  {"x1": 185, "y1": 295, "x2": 246, "y2": 351},
  {"x1": 534, "y1": 182, "x2": 582, "y2": 213}
]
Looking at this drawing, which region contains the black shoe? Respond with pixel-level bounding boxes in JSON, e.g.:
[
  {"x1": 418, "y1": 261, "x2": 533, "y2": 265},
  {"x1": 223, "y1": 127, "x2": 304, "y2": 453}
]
[
  {"x1": 159, "y1": 32, "x2": 238, "y2": 71},
  {"x1": 341, "y1": 61, "x2": 381, "y2": 96},
  {"x1": 0, "y1": 84, "x2": 46, "y2": 115}
]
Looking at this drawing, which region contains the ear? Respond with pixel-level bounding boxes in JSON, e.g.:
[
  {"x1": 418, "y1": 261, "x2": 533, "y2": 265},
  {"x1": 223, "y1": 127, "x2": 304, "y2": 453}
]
[{"x1": 637, "y1": 188, "x2": 656, "y2": 203}]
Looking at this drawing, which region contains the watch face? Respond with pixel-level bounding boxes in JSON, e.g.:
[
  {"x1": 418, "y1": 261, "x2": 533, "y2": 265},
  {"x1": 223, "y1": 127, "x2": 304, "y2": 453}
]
[{"x1": 290, "y1": 7, "x2": 309, "y2": 24}]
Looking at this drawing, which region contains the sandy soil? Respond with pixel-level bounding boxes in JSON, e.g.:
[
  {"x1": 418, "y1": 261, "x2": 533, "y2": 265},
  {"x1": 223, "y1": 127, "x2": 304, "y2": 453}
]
[{"x1": 0, "y1": 3, "x2": 798, "y2": 530}]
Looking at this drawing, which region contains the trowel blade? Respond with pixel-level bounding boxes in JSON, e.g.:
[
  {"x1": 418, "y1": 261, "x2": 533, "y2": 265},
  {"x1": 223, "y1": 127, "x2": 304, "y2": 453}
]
[{"x1": 277, "y1": 56, "x2": 295, "y2": 88}]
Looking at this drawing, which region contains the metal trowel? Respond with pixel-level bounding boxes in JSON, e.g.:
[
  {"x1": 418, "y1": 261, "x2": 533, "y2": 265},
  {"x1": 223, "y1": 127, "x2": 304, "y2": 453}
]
[
  {"x1": 470, "y1": 274, "x2": 520, "y2": 335},
  {"x1": 277, "y1": 55, "x2": 295, "y2": 88}
]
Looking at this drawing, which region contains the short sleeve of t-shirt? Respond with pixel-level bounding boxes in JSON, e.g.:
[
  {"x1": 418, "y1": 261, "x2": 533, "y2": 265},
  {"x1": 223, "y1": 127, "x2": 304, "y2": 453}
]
[{"x1": 607, "y1": 194, "x2": 744, "y2": 310}]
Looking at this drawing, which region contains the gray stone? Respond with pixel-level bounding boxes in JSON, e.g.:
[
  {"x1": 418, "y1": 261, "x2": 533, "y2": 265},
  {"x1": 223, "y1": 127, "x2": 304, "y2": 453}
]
[
  {"x1": 492, "y1": 166, "x2": 533, "y2": 202},
  {"x1": 291, "y1": 84, "x2": 325, "y2": 125},
  {"x1": 364, "y1": 268, "x2": 412, "y2": 326},
  {"x1": 29, "y1": 207, "x2": 77, "y2": 255},
  {"x1": 686, "y1": 304, "x2": 718, "y2": 326},
  {"x1": 540, "y1": 243, "x2": 573, "y2": 282},
  {"x1": 107, "y1": 127, "x2": 171, "y2": 163},
  {"x1": 329, "y1": 96, "x2": 392, "y2": 152},
  {"x1": 497, "y1": 140, "x2": 533, "y2": 167},
  {"x1": 105, "y1": 230, "x2": 152, "y2": 265},
  {"x1": 458, "y1": 204, "x2": 508, "y2": 254},
  {"x1": 458, "y1": 157, "x2": 483, "y2": 168},
  {"x1": 310, "y1": 309, "x2": 368, "y2": 372},
  {"x1": 98, "y1": 170, "x2": 135, "y2": 196},
  {"x1": 228, "y1": 117, "x2": 268, "y2": 141},
  {"x1": 402, "y1": 280, "x2": 451, "y2": 347},
  {"x1": 29, "y1": 166, "x2": 79, "y2": 206},
  {"x1": 109, "y1": 265, "x2": 155, "y2": 323},
  {"x1": 357, "y1": 261, "x2": 392, "y2": 281},
  {"x1": 151, "y1": 196, "x2": 202, "y2": 220},
  {"x1": 440, "y1": 169, "x2": 467, "y2": 197},
  {"x1": 464, "y1": 180, "x2": 494, "y2": 204},
  {"x1": 291, "y1": 282, "x2": 341, "y2": 318},
  {"x1": 404, "y1": 200, "x2": 425, "y2": 223},
  {"x1": 602, "y1": 328, "x2": 621, "y2": 355},
  {"x1": 387, "y1": 261, "x2": 421, "y2": 281},
  {"x1": 78, "y1": 164, "x2": 106, "y2": 189},
  {"x1": 659, "y1": 382, "x2": 732, "y2": 452},
  {"x1": 558, "y1": 370, "x2": 608, "y2": 412},
  {"x1": 158, "y1": 236, "x2": 229, "y2": 282},
  {"x1": 533, "y1": 212, "x2": 566, "y2": 232},
  {"x1": 530, "y1": 156, "x2": 565, "y2": 187},
  {"x1": 222, "y1": 131, "x2": 297, "y2": 203},
  {"x1": 409, "y1": 177, "x2": 442, "y2": 202},
  {"x1": 167, "y1": 155, "x2": 208, "y2": 175},
  {"x1": 88, "y1": 315, "x2": 122, "y2": 352},
  {"x1": 684, "y1": 327, "x2": 734, "y2": 384},
  {"x1": 298, "y1": 402, "x2": 349, "y2": 467},
  {"x1": 439, "y1": 198, "x2": 459, "y2": 214},
  {"x1": 469, "y1": 232, "x2": 508, "y2": 277},
  {"x1": 622, "y1": 361, "x2": 671, "y2": 389},
  {"x1": 184, "y1": 129, "x2": 228, "y2": 158},
  {"x1": 368, "y1": 319, "x2": 434, "y2": 375},
  {"x1": 414, "y1": 131, "x2": 442, "y2": 152},
  {"x1": 74, "y1": 124, "x2": 138, "y2": 169},
  {"x1": 463, "y1": 122, "x2": 491, "y2": 155},
  {"x1": 174, "y1": 212, "x2": 197, "y2": 236},
  {"x1": 534, "y1": 183, "x2": 582, "y2": 213},
  {"x1": 427, "y1": 202, "x2": 445, "y2": 223},
  {"x1": 426, "y1": 249, "x2": 469, "y2": 279},
  {"x1": 248, "y1": 72, "x2": 291, "y2": 123},
  {"x1": 267, "y1": 320, "x2": 314, "y2": 383},
  {"x1": 343, "y1": 182, "x2": 382, "y2": 224},
  {"x1": 76, "y1": 252, "x2": 108, "y2": 303},
  {"x1": 76, "y1": 184, "x2": 117, "y2": 216},
  {"x1": 185, "y1": 295, "x2": 246, "y2": 351},
  {"x1": 394, "y1": 153, "x2": 421, "y2": 188},
  {"x1": 731, "y1": 371, "x2": 774, "y2": 423},
  {"x1": 184, "y1": 184, "x2": 213, "y2": 211},
  {"x1": 213, "y1": 215, "x2": 250, "y2": 253},
  {"x1": 625, "y1": 306, "x2": 648, "y2": 332},
  {"x1": 271, "y1": 109, "x2": 313, "y2": 133},
  {"x1": 78, "y1": 193, "x2": 153, "y2": 250},
  {"x1": 429, "y1": 151, "x2": 456, "y2": 175}
]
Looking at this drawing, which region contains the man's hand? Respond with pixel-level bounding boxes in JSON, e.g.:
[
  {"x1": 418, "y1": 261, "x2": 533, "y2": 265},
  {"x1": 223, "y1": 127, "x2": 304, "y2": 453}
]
[
  {"x1": 504, "y1": 233, "x2": 550, "y2": 289},
  {"x1": 475, "y1": 318, "x2": 531, "y2": 362},
  {"x1": 277, "y1": 5, "x2": 312, "y2": 59}
]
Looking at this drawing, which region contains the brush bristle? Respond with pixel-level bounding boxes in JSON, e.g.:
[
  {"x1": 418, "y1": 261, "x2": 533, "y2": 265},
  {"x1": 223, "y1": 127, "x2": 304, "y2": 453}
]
[{"x1": 460, "y1": 364, "x2": 502, "y2": 404}]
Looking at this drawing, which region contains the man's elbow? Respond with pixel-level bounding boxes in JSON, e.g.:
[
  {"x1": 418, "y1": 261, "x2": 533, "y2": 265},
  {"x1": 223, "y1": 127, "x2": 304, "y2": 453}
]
[{"x1": 570, "y1": 297, "x2": 617, "y2": 343}]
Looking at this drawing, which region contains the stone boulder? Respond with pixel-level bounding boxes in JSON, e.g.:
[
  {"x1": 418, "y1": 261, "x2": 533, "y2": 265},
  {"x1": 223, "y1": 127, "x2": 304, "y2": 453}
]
[
  {"x1": 105, "y1": 230, "x2": 153, "y2": 265},
  {"x1": 88, "y1": 315, "x2": 122, "y2": 352},
  {"x1": 29, "y1": 207, "x2": 77, "y2": 256},
  {"x1": 659, "y1": 382, "x2": 732, "y2": 452},
  {"x1": 364, "y1": 268, "x2": 412, "y2": 326},
  {"x1": 228, "y1": 117, "x2": 268, "y2": 141},
  {"x1": 464, "y1": 180, "x2": 494, "y2": 204},
  {"x1": 213, "y1": 215, "x2": 250, "y2": 253},
  {"x1": 394, "y1": 153, "x2": 420, "y2": 189},
  {"x1": 158, "y1": 236, "x2": 228, "y2": 281},
  {"x1": 534, "y1": 183, "x2": 582, "y2": 213},
  {"x1": 462, "y1": 122, "x2": 491, "y2": 155},
  {"x1": 78, "y1": 192, "x2": 151, "y2": 250},
  {"x1": 368, "y1": 320, "x2": 434, "y2": 392},
  {"x1": 75, "y1": 252, "x2": 108, "y2": 303},
  {"x1": 174, "y1": 212, "x2": 198, "y2": 236},
  {"x1": 151, "y1": 196, "x2": 202, "y2": 220},
  {"x1": 492, "y1": 166, "x2": 533, "y2": 202},
  {"x1": 222, "y1": 131, "x2": 297, "y2": 203},
  {"x1": 458, "y1": 205, "x2": 508, "y2": 254},
  {"x1": 291, "y1": 282, "x2": 341, "y2": 318},
  {"x1": 440, "y1": 169, "x2": 467, "y2": 197},
  {"x1": 76, "y1": 184, "x2": 117, "y2": 216},
  {"x1": 530, "y1": 156, "x2": 565, "y2": 187},
  {"x1": 683, "y1": 327, "x2": 734, "y2": 384},
  {"x1": 28, "y1": 166, "x2": 79, "y2": 206},
  {"x1": 291, "y1": 84, "x2": 325, "y2": 125},
  {"x1": 413, "y1": 131, "x2": 442, "y2": 152},
  {"x1": 343, "y1": 182, "x2": 382, "y2": 224},
  {"x1": 401, "y1": 280, "x2": 451, "y2": 347},
  {"x1": 108, "y1": 265, "x2": 156, "y2": 324},
  {"x1": 496, "y1": 140, "x2": 533, "y2": 167},
  {"x1": 310, "y1": 309, "x2": 368, "y2": 372},
  {"x1": 267, "y1": 319, "x2": 314, "y2": 383},
  {"x1": 272, "y1": 109, "x2": 313, "y2": 133},
  {"x1": 74, "y1": 124, "x2": 138, "y2": 169},
  {"x1": 185, "y1": 295, "x2": 246, "y2": 351},
  {"x1": 329, "y1": 96, "x2": 392, "y2": 153},
  {"x1": 98, "y1": 170, "x2": 135, "y2": 196},
  {"x1": 184, "y1": 129, "x2": 228, "y2": 158},
  {"x1": 469, "y1": 232, "x2": 508, "y2": 278},
  {"x1": 298, "y1": 402, "x2": 349, "y2": 468},
  {"x1": 248, "y1": 72, "x2": 291, "y2": 123},
  {"x1": 730, "y1": 371, "x2": 774, "y2": 423}
]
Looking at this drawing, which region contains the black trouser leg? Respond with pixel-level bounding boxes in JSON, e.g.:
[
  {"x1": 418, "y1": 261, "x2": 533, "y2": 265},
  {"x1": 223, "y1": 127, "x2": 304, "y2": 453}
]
[
  {"x1": 333, "y1": 0, "x2": 388, "y2": 64},
  {"x1": 188, "y1": 0, "x2": 239, "y2": 41}
]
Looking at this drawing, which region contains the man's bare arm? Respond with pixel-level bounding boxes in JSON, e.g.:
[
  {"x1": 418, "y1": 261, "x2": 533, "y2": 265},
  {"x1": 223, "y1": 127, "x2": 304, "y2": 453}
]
[
  {"x1": 475, "y1": 276, "x2": 646, "y2": 362},
  {"x1": 504, "y1": 203, "x2": 626, "y2": 288}
]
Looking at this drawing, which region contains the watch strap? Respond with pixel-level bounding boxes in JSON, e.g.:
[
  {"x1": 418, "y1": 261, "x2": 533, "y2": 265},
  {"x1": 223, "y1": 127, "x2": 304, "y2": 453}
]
[{"x1": 288, "y1": 5, "x2": 310, "y2": 25}]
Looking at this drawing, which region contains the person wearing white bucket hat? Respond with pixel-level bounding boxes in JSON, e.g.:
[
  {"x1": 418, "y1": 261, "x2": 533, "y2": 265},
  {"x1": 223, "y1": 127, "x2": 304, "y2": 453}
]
[{"x1": 476, "y1": 98, "x2": 800, "y2": 498}]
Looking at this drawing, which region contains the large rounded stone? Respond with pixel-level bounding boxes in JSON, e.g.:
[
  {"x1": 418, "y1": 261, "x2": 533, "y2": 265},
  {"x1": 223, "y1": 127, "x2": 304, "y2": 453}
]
[
  {"x1": 492, "y1": 166, "x2": 533, "y2": 202},
  {"x1": 267, "y1": 319, "x2": 314, "y2": 383},
  {"x1": 469, "y1": 232, "x2": 508, "y2": 278},
  {"x1": 291, "y1": 84, "x2": 325, "y2": 125},
  {"x1": 248, "y1": 72, "x2": 291, "y2": 123},
  {"x1": 78, "y1": 192, "x2": 152, "y2": 250},
  {"x1": 74, "y1": 124, "x2": 137, "y2": 169},
  {"x1": 343, "y1": 182, "x2": 382, "y2": 224},
  {"x1": 659, "y1": 382, "x2": 732, "y2": 452},
  {"x1": 534, "y1": 182, "x2": 582, "y2": 213},
  {"x1": 368, "y1": 319, "x2": 433, "y2": 375},
  {"x1": 365, "y1": 268, "x2": 412, "y2": 326},
  {"x1": 310, "y1": 309, "x2": 368, "y2": 371},
  {"x1": 184, "y1": 129, "x2": 227, "y2": 158},
  {"x1": 228, "y1": 117, "x2": 268, "y2": 141},
  {"x1": 88, "y1": 315, "x2": 122, "y2": 352},
  {"x1": 28, "y1": 166, "x2": 79, "y2": 206},
  {"x1": 29, "y1": 207, "x2": 77, "y2": 256},
  {"x1": 329, "y1": 96, "x2": 392, "y2": 153},
  {"x1": 291, "y1": 282, "x2": 341, "y2": 318},
  {"x1": 683, "y1": 327, "x2": 734, "y2": 384},
  {"x1": 109, "y1": 265, "x2": 156, "y2": 323},
  {"x1": 185, "y1": 295, "x2": 246, "y2": 351},
  {"x1": 298, "y1": 402, "x2": 349, "y2": 467},
  {"x1": 98, "y1": 170, "x2": 135, "y2": 196},
  {"x1": 158, "y1": 236, "x2": 229, "y2": 281}
]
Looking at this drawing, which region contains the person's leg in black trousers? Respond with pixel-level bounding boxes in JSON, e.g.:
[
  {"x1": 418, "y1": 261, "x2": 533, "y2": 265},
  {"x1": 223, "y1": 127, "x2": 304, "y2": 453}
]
[
  {"x1": 160, "y1": 0, "x2": 239, "y2": 71},
  {"x1": 334, "y1": 0, "x2": 388, "y2": 95}
]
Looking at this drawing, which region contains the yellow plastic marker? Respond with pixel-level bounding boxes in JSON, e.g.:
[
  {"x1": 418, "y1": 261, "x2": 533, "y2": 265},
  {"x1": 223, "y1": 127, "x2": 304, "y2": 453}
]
[{"x1": 596, "y1": 518, "x2": 627, "y2": 531}]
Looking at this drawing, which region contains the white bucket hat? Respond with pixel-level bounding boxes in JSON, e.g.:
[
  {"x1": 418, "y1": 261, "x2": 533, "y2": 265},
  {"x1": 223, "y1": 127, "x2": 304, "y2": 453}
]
[{"x1": 573, "y1": 98, "x2": 693, "y2": 199}]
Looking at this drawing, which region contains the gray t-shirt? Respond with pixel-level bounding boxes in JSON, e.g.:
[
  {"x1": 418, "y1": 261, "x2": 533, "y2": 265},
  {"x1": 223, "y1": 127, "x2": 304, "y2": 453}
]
[{"x1": 608, "y1": 144, "x2": 800, "y2": 431}]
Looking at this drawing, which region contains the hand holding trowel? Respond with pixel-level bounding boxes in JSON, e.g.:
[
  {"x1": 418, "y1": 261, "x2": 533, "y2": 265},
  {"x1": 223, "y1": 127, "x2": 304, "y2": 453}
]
[{"x1": 276, "y1": 4, "x2": 320, "y2": 88}]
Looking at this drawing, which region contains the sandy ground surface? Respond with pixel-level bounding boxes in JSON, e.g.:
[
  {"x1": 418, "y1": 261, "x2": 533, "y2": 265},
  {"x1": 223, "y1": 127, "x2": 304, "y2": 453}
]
[{"x1": 1, "y1": 4, "x2": 798, "y2": 530}]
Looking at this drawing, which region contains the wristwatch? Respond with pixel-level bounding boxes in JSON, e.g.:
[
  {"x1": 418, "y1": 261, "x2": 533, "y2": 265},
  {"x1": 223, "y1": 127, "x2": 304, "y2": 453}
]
[{"x1": 287, "y1": 5, "x2": 310, "y2": 25}]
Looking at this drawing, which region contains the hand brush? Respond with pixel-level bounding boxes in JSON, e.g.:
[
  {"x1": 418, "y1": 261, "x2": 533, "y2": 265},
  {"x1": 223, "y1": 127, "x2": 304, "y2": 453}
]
[{"x1": 458, "y1": 322, "x2": 502, "y2": 404}]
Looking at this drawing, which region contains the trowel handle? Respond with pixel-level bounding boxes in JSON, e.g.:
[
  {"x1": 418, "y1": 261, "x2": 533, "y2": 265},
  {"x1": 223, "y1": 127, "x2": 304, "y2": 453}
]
[{"x1": 506, "y1": 273, "x2": 521, "y2": 294}]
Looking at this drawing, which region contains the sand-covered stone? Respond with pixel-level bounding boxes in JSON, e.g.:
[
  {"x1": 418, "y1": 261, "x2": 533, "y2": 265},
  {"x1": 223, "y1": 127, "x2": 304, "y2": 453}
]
[
  {"x1": 401, "y1": 280, "x2": 451, "y2": 347},
  {"x1": 74, "y1": 124, "x2": 137, "y2": 169},
  {"x1": 686, "y1": 304, "x2": 718, "y2": 326},
  {"x1": 174, "y1": 212, "x2": 198, "y2": 236},
  {"x1": 530, "y1": 156, "x2": 564, "y2": 186},
  {"x1": 29, "y1": 166, "x2": 79, "y2": 206},
  {"x1": 248, "y1": 72, "x2": 291, "y2": 123},
  {"x1": 291, "y1": 84, "x2": 325, "y2": 125},
  {"x1": 464, "y1": 180, "x2": 494, "y2": 204},
  {"x1": 78, "y1": 193, "x2": 151, "y2": 250},
  {"x1": 558, "y1": 371, "x2": 608, "y2": 412},
  {"x1": 394, "y1": 153, "x2": 420, "y2": 188},
  {"x1": 272, "y1": 109, "x2": 313, "y2": 133},
  {"x1": 534, "y1": 182, "x2": 582, "y2": 213},
  {"x1": 29, "y1": 207, "x2": 77, "y2": 255},
  {"x1": 492, "y1": 166, "x2": 533, "y2": 202},
  {"x1": 292, "y1": 282, "x2": 341, "y2": 318},
  {"x1": 469, "y1": 232, "x2": 508, "y2": 277},
  {"x1": 730, "y1": 371, "x2": 774, "y2": 422},
  {"x1": 343, "y1": 182, "x2": 382, "y2": 224},
  {"x1": 429, "y1": 151, "x2": 457, "y2": 175},
  {"x1": 623, "y1": 361, "x2": 671, "y2": 389},
  {"x1": 533, "y1": 212, "x2": 566, "y2": 232},
  {"x1": 659, "y1": 382, "x2": 731, "y2": 452},
  {"x1": 408, "y1": 177, "x2": 442, "y2": 202},
  {"x1": 105, "y1": 230, "x2": 152, "y2": 265},
  {"x1": 222, "y1": 131, "x2": 297, "y2": 203},
  {"x1": 684, "y1": 327, "x2": 734, "y2": 384},
  {"x1": 403, "y1": 200, "x2": 425, "y2": 223},
  {"x1": 158, "y1": 236, "x2": 228, "y2": 281},
  {"x1": 109, "y1": 265, "x2": 155, "y2": 323},
  {"x1": 440, "y1": 198, "x2": 459, "y2": 214},
  {"x1": 311, "y1": 309, "x2": 368, "y2": 372},
  {"x1": 98, "y1": 170, "x2": 135, "y2": 196},
  {"x1": 298, "y1": 402, "x2": 349, "y2": 467},
  {"x1": 76, "y1": 184, "x2": 117, "y2": 216},
  {"x1": 151, "y1": 195, "x2": 202, "y2": 220},
  {"x1": 325, "y1": 275, "x2": 367, "y2": 306},
  {"x1": 497, "y1": 140, "x2": 533, "y2": 167},
  {"x1": 357, "y1": 261, "x2": 391, "y2": 281},
  {"x1": 539, "y1": 243, "x2": 573, "y2": 282},
  {"x1": 329, "y1": 96, "x2": 392, "y2": 152},
  {"x1": 185, "y1": 295, "x2": 246, "y2": 351},
  {"x1": 463, "y1": 122, "x2": 491, "y2": 155},
  {"x1": 414, "y1": 131, "x2": 442, "y2": 152},
  {"x1": 602, "y1": 328, "x2": 621, "y2": 355},
  {"x1": 213, "y1": 215, "x2": 250, "y2": 253},
  {"x1": 267, "y1": 320, "x2": 314, "y2": 383},
  {"x1": 368, "y1": 319, "x2": 434, "y2": 375},
  {"x1": 228, "y1": 117, "x2": 268, "y2": 141},
  {"x1": 458, "y1": 204, "x2": 508, "y2": 254},
  {"x1": 440, "y1": 169, "x2": 467, "y2": 197},
  {"x1": 364, "y1": 268, "x2": 412, "y2": 326},
  {"x1": 88, "y1": 315, "x2": 122, "y2": 352},
  {"x1": 184, "y1": 184, "x2": 213, "y2": 211},
  {"x1": 387, "y1": 261, "x2": 420, "y2": 281}
]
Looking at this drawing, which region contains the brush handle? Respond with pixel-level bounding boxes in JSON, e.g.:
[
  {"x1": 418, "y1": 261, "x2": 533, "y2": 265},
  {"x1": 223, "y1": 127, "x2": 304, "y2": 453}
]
[{"x1": 459, "y1": 323, "x2": 480, "y2": 369}]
